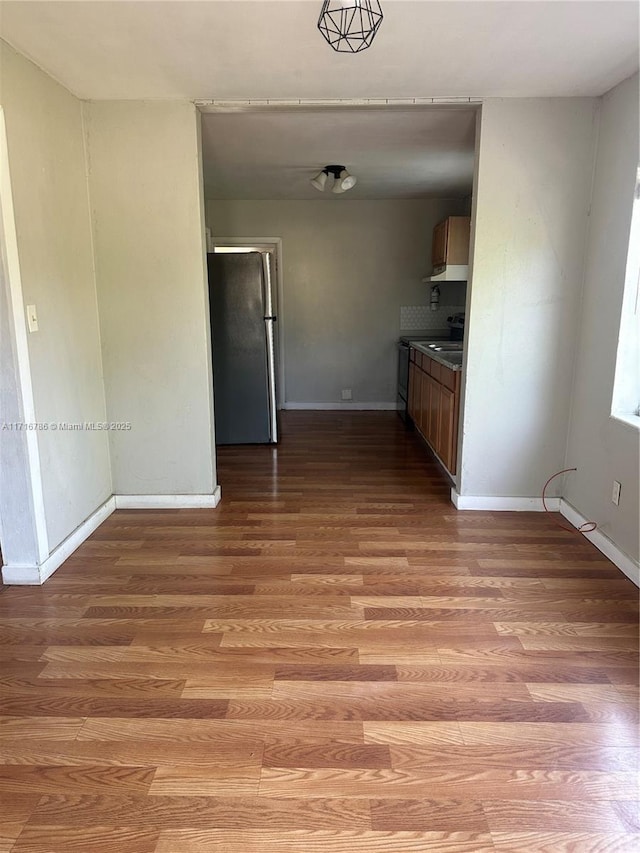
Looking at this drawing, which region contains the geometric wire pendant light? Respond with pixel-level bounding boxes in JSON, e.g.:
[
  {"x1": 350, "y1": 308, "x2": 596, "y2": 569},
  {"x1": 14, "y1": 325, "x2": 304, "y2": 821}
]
[{"x1": 317, "y1": 1, "x2": 384, "y2": 53}]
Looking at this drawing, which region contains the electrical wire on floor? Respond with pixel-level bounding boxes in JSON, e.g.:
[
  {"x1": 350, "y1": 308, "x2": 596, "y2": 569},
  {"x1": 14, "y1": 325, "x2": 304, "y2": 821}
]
[{"x1": 542, "y1": 467, "x2": 598, "y2": 535}]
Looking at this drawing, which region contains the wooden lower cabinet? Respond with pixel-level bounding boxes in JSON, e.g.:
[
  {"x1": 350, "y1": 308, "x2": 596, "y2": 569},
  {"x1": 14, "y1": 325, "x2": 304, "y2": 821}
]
[
  {"x1": 426, "y1": 374, "x2": 439, "y2": 449},
  {"x1": 408, "y1": 362, "x2": 418, "y2": 422},
  {"x1": 419, "y1": 371, "x2": 429, "y2": 438},
  {"x1": 408, "y1": 353, "x2": 461, "y2": 476},
  {"x1": 408, "y1": 361, "x2": 420, "y2": 425},
  {"x1": 438, "y1": 384, "x2": 456, "y2": 472}
]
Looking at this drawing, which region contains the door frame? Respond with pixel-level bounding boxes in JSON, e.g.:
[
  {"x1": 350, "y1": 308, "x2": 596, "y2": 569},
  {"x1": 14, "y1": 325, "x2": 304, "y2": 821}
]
[
  {"x1": 0, "y1": 106, "x2": 50, "y2": 574},
  {"x1": 211, "y1": 237, "x2": 285, "y2": 409}
]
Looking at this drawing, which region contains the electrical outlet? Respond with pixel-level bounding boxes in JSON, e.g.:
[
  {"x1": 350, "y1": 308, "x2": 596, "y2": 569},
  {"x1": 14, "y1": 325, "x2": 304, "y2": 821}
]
[
  {"x1": 341, "y1": 389, "x2": 352, "y2": 401},
  {"x1": 612, "y1": 480, "x2": 621, "y2": 506}
]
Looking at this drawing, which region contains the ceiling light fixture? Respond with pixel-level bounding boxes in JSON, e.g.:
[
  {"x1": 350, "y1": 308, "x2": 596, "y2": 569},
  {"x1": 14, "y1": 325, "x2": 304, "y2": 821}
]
[
  {"x1": 310, "y1": 165, "x2": 358, "y2": 195},
  {"x1": 310, "y1": 170, "x2": 329, "y2": 191},
  {"x1": 318, "y1": 1, "x2": 384, "y2": 53},
  {"x1": 332, "y1": 169, "x2": 358, "y2": 194}
]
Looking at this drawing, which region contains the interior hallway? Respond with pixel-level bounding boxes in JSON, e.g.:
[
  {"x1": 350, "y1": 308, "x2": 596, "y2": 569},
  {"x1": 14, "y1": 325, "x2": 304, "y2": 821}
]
[{"x1": 0, "y1": 412, "x2": 638, "y2": 852}]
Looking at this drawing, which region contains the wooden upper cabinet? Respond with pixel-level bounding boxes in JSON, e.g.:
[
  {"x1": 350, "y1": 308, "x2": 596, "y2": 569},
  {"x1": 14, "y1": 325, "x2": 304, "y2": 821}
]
[
  {"x1": 431, "y1": 220, "x2": 449, "y2": 269},
  {"x1": 431, "y1": 216, "x2": 471, "y2": 272}
]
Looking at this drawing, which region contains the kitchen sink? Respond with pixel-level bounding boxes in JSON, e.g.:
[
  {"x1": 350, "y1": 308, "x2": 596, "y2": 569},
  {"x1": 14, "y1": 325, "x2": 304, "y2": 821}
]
[
  {"x1": 410, "y1": 341, "x2": 464, "y2": 369},
  {"x1": 427, "y1": 342, "x2": 464, "y2": 352},
  {"x1": 440, "y1": 352, "x2": 463, "y2": 365}
]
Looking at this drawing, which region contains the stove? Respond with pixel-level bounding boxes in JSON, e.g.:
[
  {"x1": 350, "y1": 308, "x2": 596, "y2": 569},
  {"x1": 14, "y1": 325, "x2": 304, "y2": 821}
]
[{"x1": 447, "y1": 312, "x2": 465, "y2": 341}]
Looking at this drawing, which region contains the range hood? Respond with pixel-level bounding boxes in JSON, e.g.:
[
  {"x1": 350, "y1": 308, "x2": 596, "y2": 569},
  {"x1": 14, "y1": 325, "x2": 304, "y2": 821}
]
[{"x1": 422, "y1": 264, "x2": 468, "y2": 283}]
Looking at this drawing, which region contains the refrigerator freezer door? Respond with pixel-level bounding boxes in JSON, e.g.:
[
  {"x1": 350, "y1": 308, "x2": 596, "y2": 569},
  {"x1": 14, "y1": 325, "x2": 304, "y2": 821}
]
[
  {"x1": 261, "y1": 252, "x2": 278, "y2": 444},
  {"x1": 208, "y1": 252, "x2": 272, "y2": 444}
]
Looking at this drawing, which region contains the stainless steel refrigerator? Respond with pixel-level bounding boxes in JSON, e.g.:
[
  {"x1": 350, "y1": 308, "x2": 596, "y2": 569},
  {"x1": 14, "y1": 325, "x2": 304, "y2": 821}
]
[{"x1": 207, "y1": 251, "x2": 278, "y2": 444}]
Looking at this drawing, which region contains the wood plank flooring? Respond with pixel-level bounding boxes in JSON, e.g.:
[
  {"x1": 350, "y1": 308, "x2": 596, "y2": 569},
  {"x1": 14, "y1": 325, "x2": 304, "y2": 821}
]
[{"x1": 1, "y1": 411, "x2": 638, "y2": 852}]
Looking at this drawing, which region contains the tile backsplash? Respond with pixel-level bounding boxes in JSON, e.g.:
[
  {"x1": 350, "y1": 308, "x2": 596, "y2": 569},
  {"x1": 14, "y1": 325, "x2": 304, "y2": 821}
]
[
  {"x1": 400, "y1": 304, "x2": 466, "y2": 331},
  {"x1": 400, "y1": 305, "x2": 430, "y2": 330}
]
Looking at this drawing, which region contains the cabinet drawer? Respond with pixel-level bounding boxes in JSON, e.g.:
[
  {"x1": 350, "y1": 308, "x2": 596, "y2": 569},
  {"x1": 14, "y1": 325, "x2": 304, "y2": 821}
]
[
  {"x1": 440, "y1": 365, "x2": 458, "y2": 392},
  {"x1": 429, "y1": 360, "x2": 442, "y2": 384}
]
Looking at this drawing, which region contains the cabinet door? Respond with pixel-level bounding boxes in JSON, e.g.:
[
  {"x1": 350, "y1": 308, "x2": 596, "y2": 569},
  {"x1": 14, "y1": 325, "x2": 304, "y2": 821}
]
[
  {"x1": 446, "y1": 217, "x2": 471, "y2": 265},
  {"x1": 431, "y1": 219, "x2": 449, "y2": 269},
  {"x1": 408, "y1": 363, "x2": 419, "y2": 421},
  {"x1": 438, "y1": 385, "x2": 456, "y2": 472},
  {"x1": 423, "y1": 376, "x2": 438, "y2": 450},
  {"x1": 439, "y1": 365, "x2": 457, "y2": 392},
  {"x1": 417, "y1": 369, "x2": 429, "y2": 437}
]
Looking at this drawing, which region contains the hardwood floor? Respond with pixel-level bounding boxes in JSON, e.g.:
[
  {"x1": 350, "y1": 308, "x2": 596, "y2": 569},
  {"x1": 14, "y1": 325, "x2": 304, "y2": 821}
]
[{"x1": 1, "y1": 411, "x2": 638, "y2": 852}]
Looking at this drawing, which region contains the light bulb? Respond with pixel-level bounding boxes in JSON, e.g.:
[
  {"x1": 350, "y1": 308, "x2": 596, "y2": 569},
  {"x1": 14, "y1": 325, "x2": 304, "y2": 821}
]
[{"x1": 339, "y1": 169, "x2": 357, "y2": 190}]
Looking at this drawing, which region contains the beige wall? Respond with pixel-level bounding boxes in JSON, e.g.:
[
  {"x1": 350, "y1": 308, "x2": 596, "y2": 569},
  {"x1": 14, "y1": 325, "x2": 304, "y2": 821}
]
[
  {"x1": 564, "y1": 74, "x2": 639, "y2": 564},
  {"x1": 0, "y1": 43, "x2": 111, "y2": 554},
  {"x1": 85, "y1": 101, "x2": 216, "y2": 496},
  {"x1": 3, "y1": 35, "x2": 634, "y2": 582},
  {"x1": 460, "y1": 98, "x2": 598, "y2": 499},
  {"x1": 207, "y1": 199, "x2": 467, "y2": 406}
]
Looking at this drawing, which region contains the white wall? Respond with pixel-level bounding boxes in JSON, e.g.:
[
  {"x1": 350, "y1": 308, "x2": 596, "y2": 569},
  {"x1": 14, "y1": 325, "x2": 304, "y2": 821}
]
[
  {"x1": 563, "y1": 73, "x2": 639, "y2": 564},
  {"x1": 85, "y1": 101, "x2": 216, "y2": 497},
  {"x1": 0, "y1": 43, "x2": 112, "y2": 557},
  {"x1": 207, "y1": 199, "x2": 467, "y2": 406},
  {"x1": 459, "y1": 98, "x2": 598, "y2": 499}
]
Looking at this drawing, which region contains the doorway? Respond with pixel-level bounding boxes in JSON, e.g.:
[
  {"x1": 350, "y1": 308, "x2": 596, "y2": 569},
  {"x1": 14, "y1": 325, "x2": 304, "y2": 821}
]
[{"x1": 0, "y1": 106, "x2": 49, "y2": 580}]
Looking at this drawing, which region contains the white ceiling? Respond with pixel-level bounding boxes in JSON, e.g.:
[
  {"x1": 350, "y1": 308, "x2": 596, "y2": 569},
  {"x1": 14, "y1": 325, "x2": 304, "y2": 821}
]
[
  {"x1": 201, "y1": 107, "x2": 477, "y2": 199},
  {"x1": 0, "y1": 1, "x2": 637, "y2": 101},
  {"x1": 3, "y1": 1, "x2": 635, "y2": 201}
]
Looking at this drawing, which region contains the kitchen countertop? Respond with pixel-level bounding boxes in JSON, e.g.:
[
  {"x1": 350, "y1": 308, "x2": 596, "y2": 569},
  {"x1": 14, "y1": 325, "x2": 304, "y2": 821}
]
[{"x1": 410, "y1": 341, "x2": 463, "y2": 371}]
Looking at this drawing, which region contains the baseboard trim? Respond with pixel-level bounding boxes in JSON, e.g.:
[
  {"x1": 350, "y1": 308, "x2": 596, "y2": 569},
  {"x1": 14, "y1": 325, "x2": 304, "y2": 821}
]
[
  {"x1": 114, "y1": 487, "x2": 222, "y2": 509},
  {"x1": 450, "y1": 491, "x2": 560, "y2": 512},
  {"x1": 282, "y1": 402, "x2": 399, "y2": 411},
  {"x1": 448, "y1": 491, "x2": 639, "y2": 585},
  {"x1": 560, "y1": 499, "x2": 639, "y2": 587},
  {"x1": 1, "y1": 495, "x2": 116, "y2": 585},
  {"x1": 1, "y1": 488, "x2": 224, "y2": 585}
]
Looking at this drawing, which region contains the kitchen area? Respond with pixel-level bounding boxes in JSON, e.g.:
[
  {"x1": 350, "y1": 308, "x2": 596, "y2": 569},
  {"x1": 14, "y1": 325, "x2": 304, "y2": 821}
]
[
  {"x1": 201, "y1": 105, "x2": 477, "y2": 469},
  {"x1": 199, "y1": 96, "x2": 615, "y2": 540},
  {"x1": 397, "y1": 214, "x2": 470, "y2": 481}
]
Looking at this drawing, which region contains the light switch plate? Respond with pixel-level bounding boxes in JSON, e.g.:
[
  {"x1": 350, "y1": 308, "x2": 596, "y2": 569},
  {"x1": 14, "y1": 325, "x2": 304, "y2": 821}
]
[
  {"x1": 26, "y1": 304, "x2": 38, "y2": 333},
  {"x1": 612, "y1": 480, "x2": 621, "y2": 506}
]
